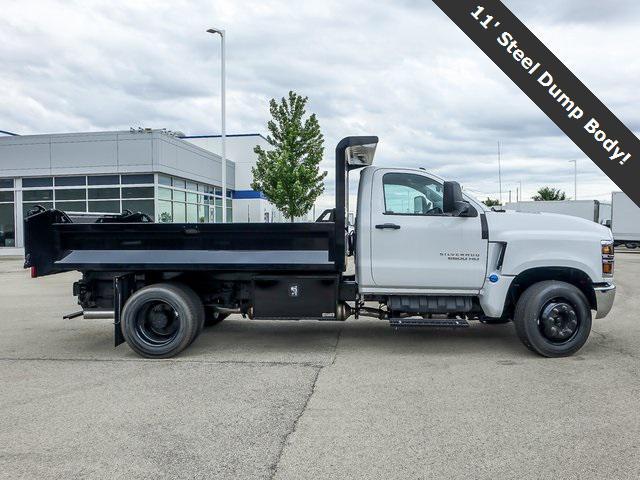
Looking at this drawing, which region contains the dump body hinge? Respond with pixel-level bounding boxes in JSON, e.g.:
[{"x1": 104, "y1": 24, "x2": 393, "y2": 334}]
[{"x1": 96, "y1": 209, "x2": 153, "y2": 223}]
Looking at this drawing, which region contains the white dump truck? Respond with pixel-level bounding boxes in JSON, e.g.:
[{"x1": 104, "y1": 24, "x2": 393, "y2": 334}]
[{"x1": 24, "y1": 137, "x2": 616, "y2": 358}]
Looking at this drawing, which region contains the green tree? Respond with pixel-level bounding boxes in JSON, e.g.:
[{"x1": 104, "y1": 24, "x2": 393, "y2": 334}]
[
  {"x1": 532, "y1": 187, "x2": 567, "y2": 201},
  {"x1": 482, "y1": 198, "x2": 502, "y2": 207},
  {"x1": 252, "y1": 91, "x2": 327, "y2": 222}
]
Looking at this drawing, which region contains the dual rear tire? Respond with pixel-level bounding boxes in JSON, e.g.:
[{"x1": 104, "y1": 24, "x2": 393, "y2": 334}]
[{"x1": 120, "y1": 283, "x2": 204, "y2": 359}]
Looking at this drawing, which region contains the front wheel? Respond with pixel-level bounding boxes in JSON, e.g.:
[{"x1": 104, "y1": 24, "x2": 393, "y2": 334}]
[{"x1": 513, "y1": 281, "x2": 591, "y2": 357}]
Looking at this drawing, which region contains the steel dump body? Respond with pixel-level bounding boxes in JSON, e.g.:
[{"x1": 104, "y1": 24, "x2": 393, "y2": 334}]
[
  {"x1": 24, "y1": 209, "x2": 339, "y2": 276},
  {"x1": 24, "y1": 137, "x2": 379, "y2": 278}
]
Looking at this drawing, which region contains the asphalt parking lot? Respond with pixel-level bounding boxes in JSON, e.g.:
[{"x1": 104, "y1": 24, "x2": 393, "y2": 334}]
[{"x1": 1, "y1": 253, "x2": 639, "y2": 480}]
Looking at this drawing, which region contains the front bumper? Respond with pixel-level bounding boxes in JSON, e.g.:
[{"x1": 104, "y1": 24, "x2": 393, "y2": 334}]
[{"x1": 594, "y1": 283, "x2": 616, "y2": 319}]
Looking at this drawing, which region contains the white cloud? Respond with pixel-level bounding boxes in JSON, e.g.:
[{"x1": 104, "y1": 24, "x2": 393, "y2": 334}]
[{"x1": 1, "y1": 0, "x2": 636, "y2": 207}]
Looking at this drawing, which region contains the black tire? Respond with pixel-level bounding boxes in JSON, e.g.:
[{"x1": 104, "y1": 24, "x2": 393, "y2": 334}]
[
  {"x1": 204, "y1": 309, "x2": 229, "y2": 327},
  {"x1": 121, "y1": 283, "x2": 204, "y2": 358},
  {"x1": 513, "y1": 280, "x2": 591, "y2": 357}
]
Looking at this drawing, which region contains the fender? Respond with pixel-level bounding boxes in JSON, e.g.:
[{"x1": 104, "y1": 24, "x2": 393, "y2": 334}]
[
  {"x1": 503, "y1": 255, "x2": 601, "y2": 283},
  {"x1": 484, "y1": 211, "x2": 609, "y2": 283},
  {"x1": 480, "y1": 264, "x2": 596, "y2": 319}
]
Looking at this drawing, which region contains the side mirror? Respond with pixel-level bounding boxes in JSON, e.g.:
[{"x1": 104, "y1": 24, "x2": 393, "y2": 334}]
[
  {"x1": 443, "y1": 181, "x2": 476, "y2": 217},
  {"x1": 443, "y1": 181, "x2": 463, "y2": 213}
]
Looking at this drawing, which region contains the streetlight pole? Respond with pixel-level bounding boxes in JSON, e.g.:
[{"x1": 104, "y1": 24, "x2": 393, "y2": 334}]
[
  {"x1": 519, "y1": 180, "x2": 522, "y2": 201},
  {"x1": 497, "y1": 141, "x2": 503, "y2": 205},
  {"x1": 569, "y1": 160, "x2": 577, "y2": 200},
  {"x1": 207, "y1": 27, "x2": 227, "y2": 222}
]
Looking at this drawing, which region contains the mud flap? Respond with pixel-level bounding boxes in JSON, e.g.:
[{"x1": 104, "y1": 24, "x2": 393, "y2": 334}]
[{"x1": 114, "y1": 273, "x2": 135, "y2": 347}]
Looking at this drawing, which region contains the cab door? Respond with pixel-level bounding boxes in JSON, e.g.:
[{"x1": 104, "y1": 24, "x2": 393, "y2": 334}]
[{"x1": 369, "y1": 169, "x2": 487, "y2": 292}]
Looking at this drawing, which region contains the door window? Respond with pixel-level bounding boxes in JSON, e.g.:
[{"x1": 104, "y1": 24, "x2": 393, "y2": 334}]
[
  {"x1": 383, "y1": 173, "x2": 443, "y2": 215},
  {"x1": 0, "y1": 203, "x2": 15, "y2": 247}
]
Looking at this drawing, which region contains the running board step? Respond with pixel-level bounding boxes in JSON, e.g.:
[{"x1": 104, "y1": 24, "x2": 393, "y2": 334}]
[{"x1": 389, "y1": 318, "x2": 470, "y2": 328}]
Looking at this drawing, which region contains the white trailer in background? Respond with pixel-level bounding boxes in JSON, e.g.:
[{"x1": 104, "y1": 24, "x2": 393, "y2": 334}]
[
  {"x1": 504, "y1": 200, "x2": 607, "y2": 224},
  {"x1": 611, "y1": 192, "x2": 640, "y2": 248},
  {"x1": 599, "y1": 203, "x2": 612, "y2": 226}
]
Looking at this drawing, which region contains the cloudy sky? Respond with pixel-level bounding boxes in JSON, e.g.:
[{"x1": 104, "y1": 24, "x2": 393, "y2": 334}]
[{"x1": 1, "y1": 0, "x2": 638, "y2": 209}]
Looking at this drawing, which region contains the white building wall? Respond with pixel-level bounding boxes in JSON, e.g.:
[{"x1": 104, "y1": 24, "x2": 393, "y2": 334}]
[
  {"x1": 184, "y1": 134, "x2": 268, "y2": 191},
  {"x1": 232, "y1": 198, "x2": 268, "y2": 223},
  {"x1": 185, "y1": 135, "x2": 281, "y2": 223},
  {"x1": 183, "y1": 134, "x2": 314, "y2": 223},
  {"x1": 0, "y1": 130, "x2": 233, "y2": 186}
]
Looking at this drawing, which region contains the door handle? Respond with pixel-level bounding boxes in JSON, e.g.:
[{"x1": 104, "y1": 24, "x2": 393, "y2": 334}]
[{"x1": 375, "y1": 223, "x2": 401, "y2": 230}]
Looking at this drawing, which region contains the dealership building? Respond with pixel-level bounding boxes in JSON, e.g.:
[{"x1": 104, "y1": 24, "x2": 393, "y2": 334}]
[{"x1": 0, "y1": 129, "x2": 277, "y2": 255}]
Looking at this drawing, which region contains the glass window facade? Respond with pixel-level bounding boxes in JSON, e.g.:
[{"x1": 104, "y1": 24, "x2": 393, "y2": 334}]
[
  {"x1": 122, "y1": 174, "x2": 154, "y2": 185},
  {"x1": 56, "y1": 189, "x2": 86, "y2": 201},
  {"x1": 89, "y1": 200, "x2": 120, "y2": 213},
  {"x1": 88, "y1": 187, "x2": 120, "y2": 200},
  {"x1": 88, "y1": 175, "x2": 119, "y2": 186},
  {"x1": 0, "y1": 191, "x2": 14, "y2": 202},
  {"x1": 6, "y1": 172, "x2": 234, "y2": 248},
  {"x1": 23, "y1": 177, "x2": 53, "y2": 188},
  {"x1": 0, "y1": 178, "x2": 15, "y2": 189},
  {"x1": 158, "y1": 174, "x2": 172, "y2": 186},
  {"x1": 56, "y1": 201, "x2": 86, "y2": 213},
  {"x1": 123, "y1": 199, "x2": 154, "y2": 218},
  {"x1": 0, "y1": 179, "x2": 15, "y2": 247},
  {"x1": 21, "y1": 174, "x2": 155, "y2": 220},
  {"x1": 55, "y1": 176, "x2": 86, "y2": 187},
  {"x1": 123, "y1": 187, "x2": 154, "y2": 199},
  {"x1": 23, "y1": 190, "x2": 53, "y2": 202},
  {"x1": 154, "y1": 174, "x2": 232, "y2": 224}
]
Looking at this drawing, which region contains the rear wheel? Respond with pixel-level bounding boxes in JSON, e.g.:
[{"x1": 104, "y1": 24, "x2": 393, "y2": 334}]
[
  {"x1": 121, "y1": 283, "x2": 204, "y2": 358},
  {"x1": 513, "y1": 280, "x2": 591, "y2": 357}
]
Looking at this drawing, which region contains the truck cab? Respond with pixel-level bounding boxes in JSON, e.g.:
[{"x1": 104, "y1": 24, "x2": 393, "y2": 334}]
[
  {"x1": 339, "y1": 138, "x2": 615, "y2": 357},
  {"x1": 355, "y1": 167, "x2": 487, "y2": 294}
]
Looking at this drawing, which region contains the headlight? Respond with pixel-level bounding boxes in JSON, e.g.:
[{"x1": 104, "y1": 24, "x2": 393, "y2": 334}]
[{"x1": 601, "y1": 240, "x2": 614, "y2": 277}]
